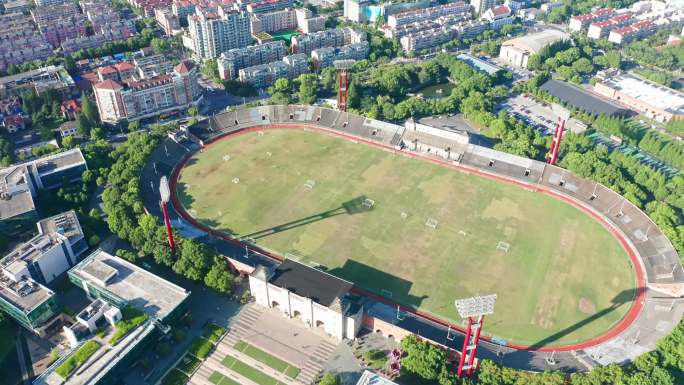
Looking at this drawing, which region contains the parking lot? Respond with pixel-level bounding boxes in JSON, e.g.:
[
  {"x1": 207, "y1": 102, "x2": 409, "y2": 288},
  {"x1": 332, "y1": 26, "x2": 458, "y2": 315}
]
[{"x1": 500, "y1": 94, "x2": 587, "y2": 136}]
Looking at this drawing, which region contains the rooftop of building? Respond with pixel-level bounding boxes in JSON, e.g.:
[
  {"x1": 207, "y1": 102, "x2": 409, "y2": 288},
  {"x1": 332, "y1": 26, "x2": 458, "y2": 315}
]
[
  {"x1": 501, "y1": 29, "x2": 568, "y2": 54},
  {"x1": 0, "y1": 188, "x2": 34, "y2": 221},
  {"x1": 1, "y1": 232, "x2": 70, "y2": 271},
  {"x1": 540, "y1": 78, "x2": 633, "y2": 117},
  {"x1": 456, "y1": 53, "x2": 502, "y2": 75},
  {"x1": 268, "y1": 259, "x2": 354, "y2": 307},
  {"x1": 0, "y1": 65, "x2": 73, "y2": 89},
  {"x1": 69, "y1": 250, "x2": 190, "y2": 320},
  {"x1": 32, "y1": 148, "x2": 86, "y2": 176},
  {"x1": 0, "y1": 272, "x2": 54, "y2": 314},
  {"x1": 601, "y1": 72, "x2": 684, "y2": 114},
  {"x1": 37, "y1": 210, "x2": 84, "y2": 243}
]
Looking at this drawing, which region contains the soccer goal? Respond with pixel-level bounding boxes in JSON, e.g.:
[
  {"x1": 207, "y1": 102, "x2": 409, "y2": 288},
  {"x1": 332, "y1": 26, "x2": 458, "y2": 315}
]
[
  {"x1": 425, "y1": 218, "x2": 438, "y2": 229},
  {"x1": 400, "y1": 212, "x2": 408, "y2": 219},
  {"x1": 497, "y1": 241, "x2": 510, "y2": 253},
  {"x1": 362, "y1": 198, "x2": 375, "y2": 209},
  {"x1": 223, "y1": 154, "x2": 231, "y2": 162},
  {"x1": 232, "y1": 177, "x2": 240, "y2": 184},
  {"x1": 459, "y1": 230, "x2": 467, "y2": 236},
  {"x1": 304, "y1": 179, "x2": 316, "y2": 190}
]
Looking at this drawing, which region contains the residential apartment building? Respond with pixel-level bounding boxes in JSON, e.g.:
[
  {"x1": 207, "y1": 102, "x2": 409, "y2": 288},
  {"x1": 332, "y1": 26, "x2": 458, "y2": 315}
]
[
  {"x1": 81, "y1": 0, "x2": 121, "y2": 30},
  {"x1": 93, "y1": 61, "x2": 201, "y2": 123},
  {"x1": 33, "y1": 0, "x2": 67, "y2": 6},
  {"x1": 291, "y1": 27, "x2": 366, "y2": 55},
  {"x1": 1, "y1": 0, "x2": 32, "y2": 13},
  {"x1": 587, "y1": 13, "x2": 634, "y2": 39},
  {"x1": 312, "y1": 41, "x2": 370, "y2": 70},
  {"x1": 250, "y1": 8, "x2": 297, "y2": 34},
  {"x1": 0, "y1": 65, "x2": 75, "y2": 99},
  {"x1": 32, "y1": 3, "x2": 88, "y2": 48},
  {"x1": 133, "y1": 54, "x2": 175, "y2": 77},
  {"x1": 245, "y1": 0, "x2": 294, "y2": 14},
  {"x1": 61, "y1": 21, "x2": 137, "y2": 54},
  {"x1": 0, "y1": 13, "x2": 52, "y2": 73},
  {"x1": 127, "y1": 0, "x2": 172, "y2": 17},
  {"x1": 482, "y1": 4, "x2": 514, "y2": 30},
  {"x1": 470, "y1": 0, "x2": 497, "y2": 16},
  {"x1": 399, "y1": 19, "x2": 488, "y2": 52},
  {"x1": 296, "y1": 8, "x2": 325, "y2": 34},
  {"x1": 217, "y1": 41, "x2": 286, "y2": 80},
  {"x1": 387, "y1": 2, "x2": 471, "y2": 28},
  {"x1": 156, "y1": 7, "x2": 181, "y2": 35},
  {"x1": 239, "y1": 53, "x2": 308, "y2": 88},
  {"x1": 568, "y1": 8, "x2": 615, "y2": 32},
  {"x1": 187, "y1": 7, "x2": 251, "y2": 59}
]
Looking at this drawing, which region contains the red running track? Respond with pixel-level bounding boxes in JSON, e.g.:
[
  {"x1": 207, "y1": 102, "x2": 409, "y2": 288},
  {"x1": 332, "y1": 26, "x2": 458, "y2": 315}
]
[{"x1": 168, "y1": 123, "x2": 647, "y2": 353}]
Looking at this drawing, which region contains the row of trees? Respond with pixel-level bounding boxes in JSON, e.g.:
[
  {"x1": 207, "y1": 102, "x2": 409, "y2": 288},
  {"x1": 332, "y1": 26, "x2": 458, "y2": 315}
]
[
  {"x1": 399, "y1": 319, "x2": 683, "y2": 385},
  {"x1": 102, "y1": 129, "x2": 236, "y2": 294},
  {"x1": 624, "y1": 28, "x2": 684, "y2": 71}
]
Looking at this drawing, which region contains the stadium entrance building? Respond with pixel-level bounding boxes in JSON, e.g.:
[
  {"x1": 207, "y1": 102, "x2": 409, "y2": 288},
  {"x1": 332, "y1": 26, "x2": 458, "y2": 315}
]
[{"x1": 249, "y1": 259, "x2": 363, "y2": 340}]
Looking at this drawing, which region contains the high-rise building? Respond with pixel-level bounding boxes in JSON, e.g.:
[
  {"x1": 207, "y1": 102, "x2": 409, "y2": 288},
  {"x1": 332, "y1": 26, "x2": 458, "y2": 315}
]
[
  {"x1": 93, "y1": 61, "x2": 201, "y2": 123},
  {"x1": 187, "y1": 7, "x2": 251, "y2": 60},
  {"x1": 470, "y1": 0, "x2": 497, "y2": 16}
]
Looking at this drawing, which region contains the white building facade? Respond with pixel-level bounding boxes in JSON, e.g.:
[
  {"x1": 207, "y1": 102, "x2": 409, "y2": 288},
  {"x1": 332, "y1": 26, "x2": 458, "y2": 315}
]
[{"x1": 248, "y1": 260, "x2": 363, "y2": 340}]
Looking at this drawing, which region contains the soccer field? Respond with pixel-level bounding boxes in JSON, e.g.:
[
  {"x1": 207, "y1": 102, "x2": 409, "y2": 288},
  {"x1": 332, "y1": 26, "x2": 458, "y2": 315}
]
[{"x1": 176, "y1": 128, "x2": 636, "y2": 347}]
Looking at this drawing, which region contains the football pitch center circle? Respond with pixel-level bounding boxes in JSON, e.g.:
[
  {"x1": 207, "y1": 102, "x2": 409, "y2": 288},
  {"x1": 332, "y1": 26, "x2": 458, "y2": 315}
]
[{"x1": 174, "y1": 125, "x2": 639, "y2": 349}]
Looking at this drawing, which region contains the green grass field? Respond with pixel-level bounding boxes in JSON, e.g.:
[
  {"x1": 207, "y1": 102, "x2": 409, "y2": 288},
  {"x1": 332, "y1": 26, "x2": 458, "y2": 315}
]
[
  {"x1": 234, "y1": 341, "x2": 299, "y2": 378},
  {"x1": 177, "y1": 129, "x2": 637, "y2": 347},
  {"x1": 222, "y1": 356, "x2": 285, "y2": 385}
]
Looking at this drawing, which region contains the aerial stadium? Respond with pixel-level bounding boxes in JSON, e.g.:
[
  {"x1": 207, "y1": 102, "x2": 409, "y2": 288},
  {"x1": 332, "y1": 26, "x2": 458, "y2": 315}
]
[{"x1": 142, "y1": 105, "x2": 683, "y2": 371}]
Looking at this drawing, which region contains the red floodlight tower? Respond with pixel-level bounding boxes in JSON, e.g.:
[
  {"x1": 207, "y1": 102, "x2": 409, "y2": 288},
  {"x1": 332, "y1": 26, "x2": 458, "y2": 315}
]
[
  {"x1": 159, "y1": 176, "x2": 176, "y2": 255},
  {"x1": 547, "y1": 117, "x2": 566, "y2": 165},
  {"x1": 455, "y1": 294, "x2": 497, "y2": 378},
  {"x1": 334, "y1": 59, "x2": 355, "y2": 112}
]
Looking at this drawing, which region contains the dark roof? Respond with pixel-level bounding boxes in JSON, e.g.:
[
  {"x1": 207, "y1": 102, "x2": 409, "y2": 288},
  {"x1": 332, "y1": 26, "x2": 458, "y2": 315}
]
[
  {"x1": 540, "y1": 79, "x2": 633, "y2": 117},
  {"x1": 269, "y1": 259, "x2": 353, "y2": 307}
]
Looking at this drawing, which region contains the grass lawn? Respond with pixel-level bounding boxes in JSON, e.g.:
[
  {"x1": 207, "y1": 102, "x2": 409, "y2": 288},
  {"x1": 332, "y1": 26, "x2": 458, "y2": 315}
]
[
  {"x1": 55, "y1": 340, "x2": 101, "y2": 379},
  {"x1": 234, "y1": 341, "x2": 299, "y2": 378},
  {"x1": 209, "y1": 371, "x2": 242, "y2": 385},
  {"x1": 161, "y1": 369, "x2": 189, "y2": 385},
  {"x1": 109, "y1": 306, "x2": 149, "y2": 345},
  {"x1": 188, "y1": 337, "x2": 214, "y2": 359},
  {"x1": 221, "y1": 356, "x2": 285, "y2": 385},
  {"x1": 178, "y1": 128, "x2": 636, "y2": 347}
]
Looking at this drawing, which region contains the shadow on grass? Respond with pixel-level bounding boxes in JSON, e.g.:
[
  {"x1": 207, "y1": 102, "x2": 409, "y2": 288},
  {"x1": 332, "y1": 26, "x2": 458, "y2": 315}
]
[
  {"x1": 328, "y1": 259, "x2": 428, "y2": 310},
  {"x1": 239, "y1": 195, "x2": 373, "y2": 240},
  {"x1": 527, "y1": 287, "x2": 641, "y2": 349}
]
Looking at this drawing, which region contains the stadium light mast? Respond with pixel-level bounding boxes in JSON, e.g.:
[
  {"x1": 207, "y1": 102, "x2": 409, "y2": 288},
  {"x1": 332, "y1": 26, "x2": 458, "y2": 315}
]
[
  {"x1": 547, "y1": 117, "x2": 566, "y2": 165},
  {"x1": 159, "y1": 176, "x2": 176, "y2": 255},
  {"x1": 334, "y1": 59, "x2": 355, "y2": 112},
  {"x1": 455, "y1": 294, "x2": 497, "y2": 378}
]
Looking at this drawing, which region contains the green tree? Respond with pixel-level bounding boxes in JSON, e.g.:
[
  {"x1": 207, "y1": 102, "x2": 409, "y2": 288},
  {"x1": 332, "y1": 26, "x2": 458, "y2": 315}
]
[
  {"x1": 187, "y1": 106, "x2": 199, "y2": 117},
  {"x1": 204, "y1": 257, "x2": 235, "y2": 294},
  {"x1": 318, "y1": 373, "x2": 339, "y2": 385},
  {"x1": 297, "y1": 74, "x2": 318, "y2": 104},
  {"x1": 81, "y1": 96, "x2": 99, "y2": 126},
  {"x1": 173, "y1": 239, "x2": 211, "y2": 281}
]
